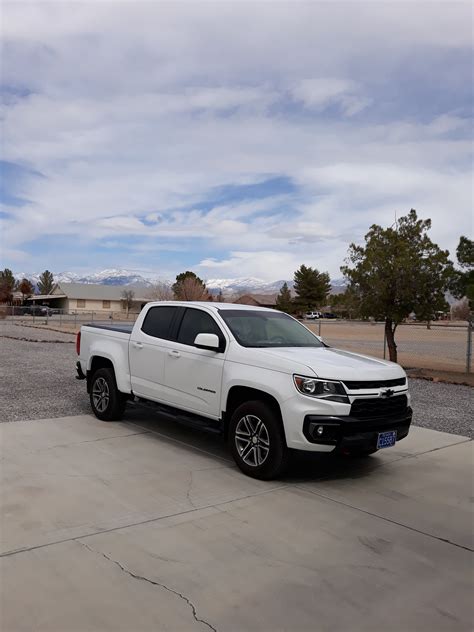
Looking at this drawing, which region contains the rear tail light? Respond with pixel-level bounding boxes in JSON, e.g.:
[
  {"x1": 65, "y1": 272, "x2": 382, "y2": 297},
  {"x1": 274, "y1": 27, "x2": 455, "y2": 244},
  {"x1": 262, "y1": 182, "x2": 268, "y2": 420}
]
[{"x1": 76, "y1": 331, "x2": 81, "y2": 356}]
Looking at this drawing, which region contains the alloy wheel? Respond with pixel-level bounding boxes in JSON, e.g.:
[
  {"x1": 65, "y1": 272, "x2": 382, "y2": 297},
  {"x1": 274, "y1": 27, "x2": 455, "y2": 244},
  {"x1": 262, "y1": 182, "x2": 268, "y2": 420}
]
[
  {"x1": 235, "y1": 414, "x2": 270, "y2": 467},
  {"x1": 92, "y1": 377, "x2": 110, "y2": 413}
]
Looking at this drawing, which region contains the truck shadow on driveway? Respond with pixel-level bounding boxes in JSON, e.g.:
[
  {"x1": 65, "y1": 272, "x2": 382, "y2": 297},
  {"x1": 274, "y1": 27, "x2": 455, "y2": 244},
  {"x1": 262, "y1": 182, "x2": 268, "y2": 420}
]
[{"x1": 121, "y1": 404, "x2": 384, "y2": 484}]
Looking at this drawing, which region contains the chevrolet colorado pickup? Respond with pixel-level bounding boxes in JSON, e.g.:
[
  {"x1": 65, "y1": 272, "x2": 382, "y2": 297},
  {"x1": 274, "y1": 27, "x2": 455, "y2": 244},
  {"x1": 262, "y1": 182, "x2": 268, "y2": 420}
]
[{"x1": 76, "y1": 302, "x2": 412, "y2": 479}]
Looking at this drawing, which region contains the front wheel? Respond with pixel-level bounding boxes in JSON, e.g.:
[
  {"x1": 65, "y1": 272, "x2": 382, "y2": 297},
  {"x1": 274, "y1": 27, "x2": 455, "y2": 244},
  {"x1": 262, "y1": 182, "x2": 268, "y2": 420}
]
[
  {"x1": 89, "y1": 367, "x2": 126, "y2": 421},
  {"x1": 229, "y1": 401, "x2": 288, "y2": 480}
]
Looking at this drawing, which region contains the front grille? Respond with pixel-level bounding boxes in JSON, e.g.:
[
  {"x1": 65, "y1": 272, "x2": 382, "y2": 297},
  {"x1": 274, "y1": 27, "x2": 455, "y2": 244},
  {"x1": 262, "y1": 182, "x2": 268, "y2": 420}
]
[
  {"x1": 343, "y1": 377, "x2": 406, "y2": 390},
  {"x1": 350, "y1": 394, "x2": 408, "y2": 421}
]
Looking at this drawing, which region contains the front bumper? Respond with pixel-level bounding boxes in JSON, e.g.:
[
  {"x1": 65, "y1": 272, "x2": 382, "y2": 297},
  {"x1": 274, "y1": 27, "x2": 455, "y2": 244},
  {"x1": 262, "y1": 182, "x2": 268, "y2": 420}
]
[{"x1": 303, "y1": 408, "x2": 413, "y2": 453}]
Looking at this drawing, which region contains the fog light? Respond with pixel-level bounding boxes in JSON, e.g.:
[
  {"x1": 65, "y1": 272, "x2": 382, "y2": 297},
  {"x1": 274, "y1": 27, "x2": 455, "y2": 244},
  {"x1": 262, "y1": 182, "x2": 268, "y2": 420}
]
[{"x1": 316, "y1": 426, "x2": 324, "y2": 435}]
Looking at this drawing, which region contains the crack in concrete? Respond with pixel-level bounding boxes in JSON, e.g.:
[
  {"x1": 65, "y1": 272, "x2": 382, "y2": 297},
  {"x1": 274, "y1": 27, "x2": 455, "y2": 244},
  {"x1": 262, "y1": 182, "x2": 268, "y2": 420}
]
[
  {"x1": 186, "y1": 471, "x2": 197, "y2": 508},
  {"x1": 0, "y1": 483, "x2": 289, "y2": 558},
  {"x1": 294, "y1": 485, "x2": 474, "y2": 552},
  {"x1": 42, "y1": 430, "x2": 152, "y2": 451},
  {"x1": 78, "y1": 541, "x2": 217, "y2": 632}
]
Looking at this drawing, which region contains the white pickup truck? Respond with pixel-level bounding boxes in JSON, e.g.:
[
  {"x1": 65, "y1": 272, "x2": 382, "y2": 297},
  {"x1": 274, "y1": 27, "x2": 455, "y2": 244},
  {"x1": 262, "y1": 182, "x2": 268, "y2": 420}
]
[{"x1": 76, "y1": 302, "x2": 412, "y2": 479}]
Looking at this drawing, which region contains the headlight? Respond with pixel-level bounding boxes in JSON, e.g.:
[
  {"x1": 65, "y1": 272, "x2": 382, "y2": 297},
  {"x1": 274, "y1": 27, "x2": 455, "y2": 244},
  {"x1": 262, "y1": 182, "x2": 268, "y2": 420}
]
[{"x1": 293, "y1": 375, "x2": 349, "y2": 403}]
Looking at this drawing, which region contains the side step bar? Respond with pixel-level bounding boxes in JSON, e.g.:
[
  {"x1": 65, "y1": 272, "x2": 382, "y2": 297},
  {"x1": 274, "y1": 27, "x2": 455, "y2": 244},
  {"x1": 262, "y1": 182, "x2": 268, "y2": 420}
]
[{"x1": 131, "y1": 397, "x2": 223, "y2": 436}]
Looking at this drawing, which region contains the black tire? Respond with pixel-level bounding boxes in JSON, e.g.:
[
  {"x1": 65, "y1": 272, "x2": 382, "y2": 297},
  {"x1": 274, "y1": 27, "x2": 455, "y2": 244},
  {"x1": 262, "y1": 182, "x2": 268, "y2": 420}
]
[
  {"x1": 229, "y1": 400, "x2": 288, "y2": 480},
  {"x1": 89, "y1": 367, "x2": 126, "y2": 421}
]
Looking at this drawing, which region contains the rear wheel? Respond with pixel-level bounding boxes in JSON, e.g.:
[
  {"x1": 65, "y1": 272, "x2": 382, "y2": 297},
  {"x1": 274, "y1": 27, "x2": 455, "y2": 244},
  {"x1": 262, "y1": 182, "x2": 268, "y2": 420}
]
[
  {"x1": 89, "y1": 367, "x2": 126, "y2": 421},
  {"x1": 229, "y1": 400, "x2": 288, "y2": 480}
]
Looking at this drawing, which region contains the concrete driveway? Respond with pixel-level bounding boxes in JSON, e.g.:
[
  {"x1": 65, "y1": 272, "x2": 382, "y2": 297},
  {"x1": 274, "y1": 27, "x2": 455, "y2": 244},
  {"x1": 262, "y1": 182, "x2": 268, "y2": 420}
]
[{"x1": 1, "y1": 411, "x2": 472, "y2": 631}]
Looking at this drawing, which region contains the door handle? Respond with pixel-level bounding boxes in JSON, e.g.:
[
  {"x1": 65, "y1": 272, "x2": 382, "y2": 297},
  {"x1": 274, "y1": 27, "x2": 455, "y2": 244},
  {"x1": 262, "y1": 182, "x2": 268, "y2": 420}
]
[
  {"x1": 132, "y1": 342, "x2": 143, "y2": 349},
  {"x1": 168, "y1": 350, "x2": 180, "y2": 358}
]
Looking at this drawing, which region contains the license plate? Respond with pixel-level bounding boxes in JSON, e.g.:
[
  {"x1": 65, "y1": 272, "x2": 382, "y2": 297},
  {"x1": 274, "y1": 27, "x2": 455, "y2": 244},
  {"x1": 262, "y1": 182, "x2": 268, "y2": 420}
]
[{"x1": 377, "y1": 430, "x2": 397, "y2": 449}]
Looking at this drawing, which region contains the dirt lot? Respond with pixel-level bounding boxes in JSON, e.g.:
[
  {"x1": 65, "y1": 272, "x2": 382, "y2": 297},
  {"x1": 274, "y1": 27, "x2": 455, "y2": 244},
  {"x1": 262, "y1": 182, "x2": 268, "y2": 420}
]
[{"x1": 308, "y1": 320, "x2": 470, "y2": 374}]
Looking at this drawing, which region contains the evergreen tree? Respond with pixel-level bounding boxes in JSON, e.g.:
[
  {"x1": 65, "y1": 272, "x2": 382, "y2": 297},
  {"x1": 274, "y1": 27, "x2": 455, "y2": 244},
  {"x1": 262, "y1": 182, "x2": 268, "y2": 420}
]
[
  {"x1": 275, "y1": 282, "x2": 293, "y2": 314},
  {"x1": 37, "y1": 270, "x2": 55, "y2": 295},
  {"x1": 341, "y1": 209, "x2": 452, "y2": 362},
  {"x1": 449, "y1": 236, "x2": 473, "y2": 318},
  {"x1": 0, "y1": 268, "x2": 16, "y2": 304},
  {"x1": 293, "y1": 265, "x2": 331, "y2": 311}
]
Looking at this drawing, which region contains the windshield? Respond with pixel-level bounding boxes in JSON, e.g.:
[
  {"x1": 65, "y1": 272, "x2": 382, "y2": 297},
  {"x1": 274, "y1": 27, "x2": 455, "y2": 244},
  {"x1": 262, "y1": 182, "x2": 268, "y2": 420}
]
[{"x1": 218, "y1": 309, "x2": 325, "y2": 348}]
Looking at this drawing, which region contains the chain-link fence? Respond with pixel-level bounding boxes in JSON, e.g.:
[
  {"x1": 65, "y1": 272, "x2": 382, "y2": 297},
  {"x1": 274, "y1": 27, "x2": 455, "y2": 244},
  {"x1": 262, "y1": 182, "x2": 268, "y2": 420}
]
[
  {"x1": 1, "y1": 306, "x2": 139, "y2": 331},
  {"x1": 307, "y1": 319, "x2": 472, "y2": 374}
]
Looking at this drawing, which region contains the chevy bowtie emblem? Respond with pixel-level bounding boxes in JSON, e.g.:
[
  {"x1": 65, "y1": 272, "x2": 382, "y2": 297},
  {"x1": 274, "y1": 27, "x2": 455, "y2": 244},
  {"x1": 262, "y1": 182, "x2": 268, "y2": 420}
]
[{"x1": 382, "y1": 389, "x2": 394, "y2": 398}]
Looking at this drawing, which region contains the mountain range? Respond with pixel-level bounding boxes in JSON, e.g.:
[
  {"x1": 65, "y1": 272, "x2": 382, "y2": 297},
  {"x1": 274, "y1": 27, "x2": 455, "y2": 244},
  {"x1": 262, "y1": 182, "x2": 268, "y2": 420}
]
[{"x1": 13, "y1": 268, "x2": 348, "y2": 295}]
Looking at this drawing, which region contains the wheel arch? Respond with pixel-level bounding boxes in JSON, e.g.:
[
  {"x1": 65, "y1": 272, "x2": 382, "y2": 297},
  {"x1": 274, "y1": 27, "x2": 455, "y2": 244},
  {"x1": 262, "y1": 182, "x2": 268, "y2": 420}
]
[
  {"x1": 87, "y1": 356, "x2": 115, "y2": 392},
  {"x1": 223, "y1": 386, "x2": 285, "y2": 442}
]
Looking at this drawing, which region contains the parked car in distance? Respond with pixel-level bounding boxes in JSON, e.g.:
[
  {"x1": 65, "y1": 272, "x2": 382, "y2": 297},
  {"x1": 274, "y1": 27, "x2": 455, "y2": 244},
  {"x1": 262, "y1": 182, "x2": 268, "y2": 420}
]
[
  {"x1": 76, "y1": 301, "x2": 412, "y2": 480},
  {"x1": 21, "y1": 306, "x2": 45, "y2": 316},
  {"x1": 322, "y1": 312, "x2": 338, "y2": 319},
  {"x1": 41, "y1": 305, "x2": 60, "y2": 315},
  {"x1": 304, "y1": 311, "x2": 322, "y2": 320}
]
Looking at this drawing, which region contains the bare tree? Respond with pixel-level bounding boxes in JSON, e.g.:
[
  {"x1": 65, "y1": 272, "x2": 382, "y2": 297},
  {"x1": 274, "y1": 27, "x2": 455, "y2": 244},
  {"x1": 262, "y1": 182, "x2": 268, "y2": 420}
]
[
  {"x1": 121, "y1": 289, "x2": 135, "y2": 316},
  {"x1": 451, "y1": 298, "x2": 470, "y2": 322},
  {"x1": 146, "y1": 281, "x2": 174, "y2": 301},
  {"x1": 18, "y1": 278, "x2": 34, "y2": 303},
  {"x1": 174, "y1": 276, "x2": 210, "y2": 301}
]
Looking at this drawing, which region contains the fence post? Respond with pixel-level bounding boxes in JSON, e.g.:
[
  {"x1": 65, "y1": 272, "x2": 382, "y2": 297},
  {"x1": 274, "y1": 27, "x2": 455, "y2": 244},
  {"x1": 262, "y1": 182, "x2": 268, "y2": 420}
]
[
  {"x1": 318, "y1": 319, "x2": 322, "y2": 336},
  {"x1": 74, "y1": 312, "x2": 77, "y2": 329},
  {"x1": 467, "y1": 323, "x2": 472, "y2": 374},
  {"x1": 59, "y1": 310, "x2": 62, "y2": 328},
  {"x1": 383, "y1": 328, "x2": 387, "y2": 359}
]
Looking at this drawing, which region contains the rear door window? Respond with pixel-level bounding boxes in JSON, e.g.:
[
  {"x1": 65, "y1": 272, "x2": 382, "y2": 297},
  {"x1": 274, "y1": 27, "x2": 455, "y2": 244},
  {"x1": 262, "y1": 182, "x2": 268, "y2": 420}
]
[{"x1": 141, "y1": 306, "x2": 178, "y2": 340}]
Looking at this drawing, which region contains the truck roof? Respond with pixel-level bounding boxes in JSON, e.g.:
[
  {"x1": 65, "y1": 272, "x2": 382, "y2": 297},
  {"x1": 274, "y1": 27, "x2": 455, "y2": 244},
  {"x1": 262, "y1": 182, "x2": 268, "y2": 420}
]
[{"x1": 145, "y1": 301, "x2": 276, "y2": 312}]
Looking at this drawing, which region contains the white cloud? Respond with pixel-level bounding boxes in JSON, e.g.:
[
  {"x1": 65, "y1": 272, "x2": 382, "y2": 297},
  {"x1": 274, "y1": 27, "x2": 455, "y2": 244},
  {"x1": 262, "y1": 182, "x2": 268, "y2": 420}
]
[
  {"x1": 291, "y1": 78, "x2": 371, "y2": 116},
  {"x1": 0, "y1": 1, "x2": 472, "y2": 277}
]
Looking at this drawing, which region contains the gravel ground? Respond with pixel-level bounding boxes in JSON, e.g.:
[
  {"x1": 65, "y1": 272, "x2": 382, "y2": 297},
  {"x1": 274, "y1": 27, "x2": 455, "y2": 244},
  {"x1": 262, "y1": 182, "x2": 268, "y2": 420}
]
[
  {"x1": 407, "y1": 378, "x2": 472, "y2": 437},
  {"x1": 1, "y1": 325, "x2": 472, "y2": 437},
  {"x1": 0, "y1": 328, "x2": 90, "y2": 422}
]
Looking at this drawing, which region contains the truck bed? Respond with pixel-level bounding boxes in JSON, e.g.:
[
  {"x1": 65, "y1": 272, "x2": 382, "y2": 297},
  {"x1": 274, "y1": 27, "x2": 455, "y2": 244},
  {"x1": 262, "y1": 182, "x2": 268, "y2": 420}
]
[{"x1": 84, "y1": 322, "x2": 134, "y2": 335}]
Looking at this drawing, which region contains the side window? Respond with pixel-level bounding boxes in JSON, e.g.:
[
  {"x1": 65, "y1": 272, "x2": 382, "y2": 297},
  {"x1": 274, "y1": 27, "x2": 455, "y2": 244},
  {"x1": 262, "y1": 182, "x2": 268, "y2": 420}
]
[
  {"x1": 141, "y1": 306, "x2": 177, "y2": 340},
  {"x1": 177, "y1": 309, "x2": 224, "y2": 347}
]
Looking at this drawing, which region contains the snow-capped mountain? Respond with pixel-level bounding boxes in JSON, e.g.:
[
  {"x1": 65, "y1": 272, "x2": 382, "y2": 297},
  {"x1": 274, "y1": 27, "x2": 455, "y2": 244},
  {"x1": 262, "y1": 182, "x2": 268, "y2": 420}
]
[
  {"x1": 14, "y1": 269, "x2": 154, "y2": 288},
  {"x1": 206, "y1": 278, "x2": 292, "y2": 295},
  {"x1": 13, "y1": 269, "x2": 345, "y2": 295},
  {"x1": 77, "y1": 269, "x2": 154, "y2": 286}
]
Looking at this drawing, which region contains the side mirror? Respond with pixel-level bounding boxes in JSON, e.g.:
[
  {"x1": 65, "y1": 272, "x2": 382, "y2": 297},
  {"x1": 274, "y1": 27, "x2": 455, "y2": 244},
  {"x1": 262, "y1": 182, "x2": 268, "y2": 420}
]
[{"x1": 194, "y1": 332, "x2": 221, "y2": 352}]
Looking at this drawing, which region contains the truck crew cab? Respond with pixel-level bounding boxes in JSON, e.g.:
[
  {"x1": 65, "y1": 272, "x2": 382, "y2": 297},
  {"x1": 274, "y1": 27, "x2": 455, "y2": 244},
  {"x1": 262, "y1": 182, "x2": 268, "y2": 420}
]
[{"x1": 76, "y1": 302, "x2": 412, "y2": 479}]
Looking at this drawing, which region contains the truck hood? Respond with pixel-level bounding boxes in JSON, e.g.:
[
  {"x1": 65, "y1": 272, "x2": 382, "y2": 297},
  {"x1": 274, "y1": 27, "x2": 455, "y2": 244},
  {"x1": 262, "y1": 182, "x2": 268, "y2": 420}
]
[{"x1": 253, "y1": 346, "x2": 405, "y2": 381}]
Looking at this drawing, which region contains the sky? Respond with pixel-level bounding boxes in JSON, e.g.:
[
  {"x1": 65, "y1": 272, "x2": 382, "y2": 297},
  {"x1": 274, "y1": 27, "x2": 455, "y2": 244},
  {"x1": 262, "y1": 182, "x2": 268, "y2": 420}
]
[{"x1": 1, "y1": 0, "x2": 472, "y2": 282}]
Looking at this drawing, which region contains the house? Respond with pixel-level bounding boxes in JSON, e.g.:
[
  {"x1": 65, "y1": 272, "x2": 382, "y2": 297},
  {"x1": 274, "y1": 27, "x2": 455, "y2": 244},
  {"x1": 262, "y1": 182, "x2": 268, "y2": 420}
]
[
  {"x1": 234, "y1": 293, "x2": 278, "y2": 309},
  {"x1": 26, "y1": 282, "x2": 150, "y2": 314}
]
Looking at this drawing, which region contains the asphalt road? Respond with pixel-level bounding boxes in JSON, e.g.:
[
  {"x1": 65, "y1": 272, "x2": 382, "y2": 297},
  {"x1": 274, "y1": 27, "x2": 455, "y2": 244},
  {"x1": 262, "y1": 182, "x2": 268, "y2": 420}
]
[{"x1": 0, "y1": 324, "x2": 472, "y2": 438}]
